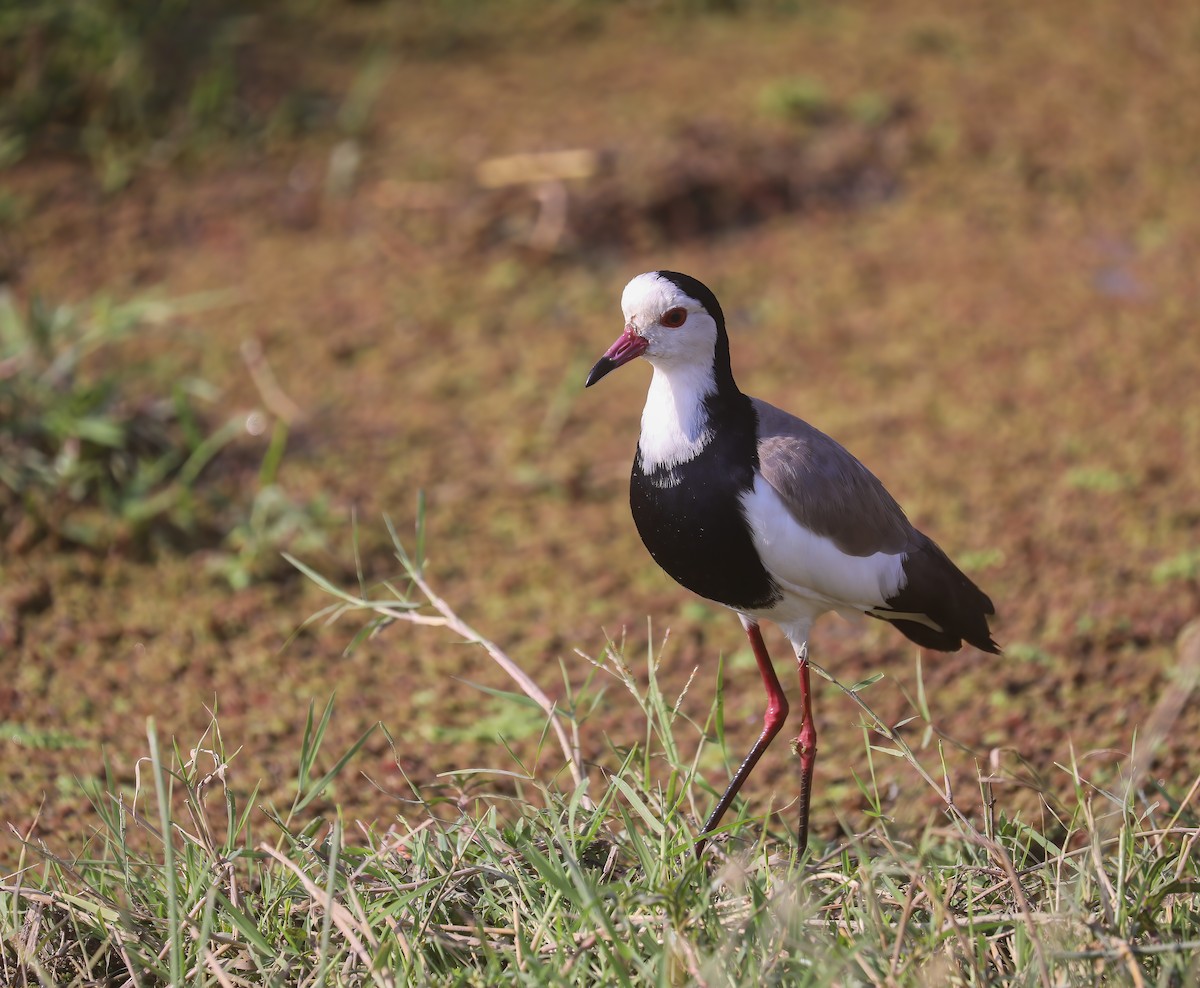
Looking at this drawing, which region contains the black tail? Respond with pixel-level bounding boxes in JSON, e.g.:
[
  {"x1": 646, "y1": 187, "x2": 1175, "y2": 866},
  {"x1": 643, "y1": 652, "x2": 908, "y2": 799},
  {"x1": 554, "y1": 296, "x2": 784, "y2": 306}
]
[{"x1": 875, "y1": 534, "x2": 999, "y2": 654}]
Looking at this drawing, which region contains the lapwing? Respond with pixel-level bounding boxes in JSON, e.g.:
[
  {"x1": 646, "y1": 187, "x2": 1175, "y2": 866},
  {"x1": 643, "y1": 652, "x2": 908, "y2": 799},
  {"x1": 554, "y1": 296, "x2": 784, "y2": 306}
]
[{"x1": 585, "y1": 270, "x2": 999, "y2": 854}]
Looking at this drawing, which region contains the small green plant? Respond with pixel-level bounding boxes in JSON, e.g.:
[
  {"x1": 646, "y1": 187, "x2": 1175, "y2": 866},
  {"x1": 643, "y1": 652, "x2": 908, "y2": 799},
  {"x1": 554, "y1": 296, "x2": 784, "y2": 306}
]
[
  {"x1": 210, "y1": 482, "x2": 331, "y2": 590},
  {"x1": 0, "y1": 288, "x2": 239, "y2": 547},
  {"x1": 1065, "y1": 465, "x2": 1131, "y2": 493},
  {"x1": 758, "y1": 78, "x2": 905, "y2": 133},
  {"x1": 0, "y1": 288, "x2": 328, "y2": 576},
  {"x1": 758, "y1": 76, "x2": 836, "y2": 125},
  {"x1": 1152, "y1": 548, "x2": 1200, "y2": 585}
]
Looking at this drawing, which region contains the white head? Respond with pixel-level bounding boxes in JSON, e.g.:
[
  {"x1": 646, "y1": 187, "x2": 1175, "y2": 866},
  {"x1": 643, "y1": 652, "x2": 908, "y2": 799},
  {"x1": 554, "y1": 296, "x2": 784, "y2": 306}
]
[{"x1": 585, "y1": 271, "x2": 729, "y2": 387}]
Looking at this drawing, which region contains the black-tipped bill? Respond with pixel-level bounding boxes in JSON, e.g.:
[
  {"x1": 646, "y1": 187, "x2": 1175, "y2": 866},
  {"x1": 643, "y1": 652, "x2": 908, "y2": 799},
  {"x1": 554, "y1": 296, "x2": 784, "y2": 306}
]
[{"x1": 585, "y1": 328, "x2": 648, "y2": 387}]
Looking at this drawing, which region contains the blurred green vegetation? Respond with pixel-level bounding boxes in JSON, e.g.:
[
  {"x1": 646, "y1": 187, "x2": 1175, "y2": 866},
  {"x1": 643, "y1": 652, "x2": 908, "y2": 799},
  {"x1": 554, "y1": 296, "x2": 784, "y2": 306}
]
[
  {"x1": 0, "y1": 0, "x2": 296, "y2": 185},
  {"x1": 0, "y1": 289, "x2": 222, "y2": 547},
  {"x1": 0, "y1": 0, "x2": 814, "y2": 183},
  {"x1": 0, "y1": 288, "x2": 326, "y2": 579}
]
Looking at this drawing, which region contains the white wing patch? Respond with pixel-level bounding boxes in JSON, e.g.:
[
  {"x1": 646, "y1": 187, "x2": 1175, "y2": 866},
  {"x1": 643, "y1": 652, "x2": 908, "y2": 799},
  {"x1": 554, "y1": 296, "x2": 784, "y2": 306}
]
[{"x1": 740, "y1": 475, "x2": 908, "y2": 612}]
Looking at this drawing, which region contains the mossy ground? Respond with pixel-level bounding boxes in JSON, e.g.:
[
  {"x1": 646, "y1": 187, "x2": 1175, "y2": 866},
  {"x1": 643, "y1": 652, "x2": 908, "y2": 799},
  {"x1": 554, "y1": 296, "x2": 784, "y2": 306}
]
[{"x1": 2, "y1": 0, "x2": 1199, "y2": 863}]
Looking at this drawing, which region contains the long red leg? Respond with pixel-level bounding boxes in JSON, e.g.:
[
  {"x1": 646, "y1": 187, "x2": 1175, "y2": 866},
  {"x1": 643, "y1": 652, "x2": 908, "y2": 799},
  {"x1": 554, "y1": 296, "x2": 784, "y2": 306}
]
[
  {"x1": 697, "y1": 618, "x2": 788, "y2": 855},
  {"x1": 794, "y1": 642, "x2": 817, "y2": 855}
]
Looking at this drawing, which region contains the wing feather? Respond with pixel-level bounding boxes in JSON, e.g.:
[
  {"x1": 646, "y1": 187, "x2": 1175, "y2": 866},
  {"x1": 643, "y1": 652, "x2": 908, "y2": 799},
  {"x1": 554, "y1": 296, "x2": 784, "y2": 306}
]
[{"x1": 752, "y1": 398, "x2": 913, "y2": 556}]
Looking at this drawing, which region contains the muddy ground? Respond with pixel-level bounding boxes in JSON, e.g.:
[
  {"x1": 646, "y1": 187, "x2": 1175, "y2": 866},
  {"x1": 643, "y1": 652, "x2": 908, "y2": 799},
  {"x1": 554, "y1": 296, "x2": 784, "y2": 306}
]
[{"x1": 2, "y1": 1, "x2": 1199, "y2": 862}]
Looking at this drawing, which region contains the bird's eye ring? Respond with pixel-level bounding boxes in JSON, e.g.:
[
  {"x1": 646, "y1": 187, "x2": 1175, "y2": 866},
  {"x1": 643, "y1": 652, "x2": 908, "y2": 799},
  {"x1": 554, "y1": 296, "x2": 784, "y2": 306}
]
[{"x1": 660, "y1": 307, "x2": 687, "y2": 328}]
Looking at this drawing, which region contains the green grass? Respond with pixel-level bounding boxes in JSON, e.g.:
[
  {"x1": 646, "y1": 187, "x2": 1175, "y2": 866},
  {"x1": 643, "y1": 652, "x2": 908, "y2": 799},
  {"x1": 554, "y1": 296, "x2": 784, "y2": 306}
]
[
  {"x1": 4, "y1": 516, "x2": 1199, "y2": 986},
  {"x1": 0, "y1": 0, "x2": 256, "y2": 186},
  {"x1": 0, "y1": 286, "x2": 328, "y2": 581},
  {"x1": 0, "y1": 288, "x2": 231, "y2": 546}
]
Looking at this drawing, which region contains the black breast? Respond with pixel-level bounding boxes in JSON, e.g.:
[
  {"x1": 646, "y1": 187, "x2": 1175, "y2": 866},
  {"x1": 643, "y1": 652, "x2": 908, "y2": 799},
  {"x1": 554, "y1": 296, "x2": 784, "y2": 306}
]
[{"x1": 630, "y1": 392, "x2": 780, "y2": 611}]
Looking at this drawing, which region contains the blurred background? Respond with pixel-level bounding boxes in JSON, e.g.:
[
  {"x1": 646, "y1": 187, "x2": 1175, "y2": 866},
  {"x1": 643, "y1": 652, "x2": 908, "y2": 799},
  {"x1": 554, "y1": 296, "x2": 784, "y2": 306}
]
[{"x1": 1, "y1": 0, "x2": 1198, "y2": 855}]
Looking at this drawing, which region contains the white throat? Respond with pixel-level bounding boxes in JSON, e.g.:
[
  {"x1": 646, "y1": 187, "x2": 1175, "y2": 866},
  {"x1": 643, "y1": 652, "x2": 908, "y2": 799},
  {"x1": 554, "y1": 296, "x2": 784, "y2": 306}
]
[{"x1": 638, "y1": 360, "x2": 717, "y2": 475}]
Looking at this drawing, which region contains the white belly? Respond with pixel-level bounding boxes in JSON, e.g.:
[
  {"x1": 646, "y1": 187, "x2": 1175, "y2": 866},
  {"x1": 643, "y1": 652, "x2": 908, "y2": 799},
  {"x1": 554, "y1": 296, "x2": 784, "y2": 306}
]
[{"x1": 738, "y1": 475, "x2": 908, "y2": 640}]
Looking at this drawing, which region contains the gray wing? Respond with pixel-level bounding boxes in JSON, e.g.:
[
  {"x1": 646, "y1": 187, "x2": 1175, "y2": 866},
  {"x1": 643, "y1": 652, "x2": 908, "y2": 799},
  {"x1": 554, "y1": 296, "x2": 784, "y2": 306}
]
[
  {"x1": 753, "y1": 397, "x2": 999, "y2": 653},
  {"x1": 751, "y1": 397, "x2": 914, "y2": 557}
]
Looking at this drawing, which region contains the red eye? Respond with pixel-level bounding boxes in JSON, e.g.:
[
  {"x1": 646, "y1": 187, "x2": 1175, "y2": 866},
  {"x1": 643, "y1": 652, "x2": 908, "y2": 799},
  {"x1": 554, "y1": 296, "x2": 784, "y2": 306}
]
[{"x1": 660, "y1": 307, "x2": 687, "y2": 328}]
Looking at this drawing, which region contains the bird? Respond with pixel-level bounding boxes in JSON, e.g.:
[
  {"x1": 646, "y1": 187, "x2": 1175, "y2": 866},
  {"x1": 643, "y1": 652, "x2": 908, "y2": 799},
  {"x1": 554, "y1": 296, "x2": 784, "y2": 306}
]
[{"x1": 585, "y1": 270, "x2": 998, "y2": 854}]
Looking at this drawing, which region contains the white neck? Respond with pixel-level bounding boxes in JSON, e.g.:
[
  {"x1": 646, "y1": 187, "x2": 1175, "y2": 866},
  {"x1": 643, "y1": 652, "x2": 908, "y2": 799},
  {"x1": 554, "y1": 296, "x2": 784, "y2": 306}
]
[{"x1": 638, "y1": 360, "x2": 717, "y2": 473}]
